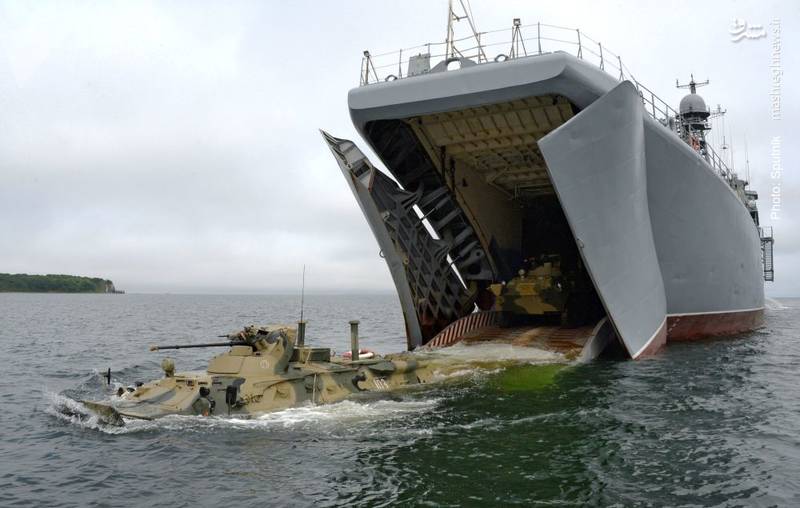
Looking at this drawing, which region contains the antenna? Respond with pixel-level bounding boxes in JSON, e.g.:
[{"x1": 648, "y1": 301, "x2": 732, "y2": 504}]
[
  {"x1": 744, "y1": 135, "x2": 751, "y2": 184},
  {"x1": 676, "y1": 74, "x2": 709, "y2": 94},
  {"x1": 710, "y1": 104, "x2": 727, "y2": 159},
  {"x1": 299, "y1": 264, "x2": 306, "y2": 323},
  {"x1": 723, "y1": 122, "x2": 731, "y2": 167},
  {"x1": 296, "y1": 265, "x2": 308, "y2": 347}
]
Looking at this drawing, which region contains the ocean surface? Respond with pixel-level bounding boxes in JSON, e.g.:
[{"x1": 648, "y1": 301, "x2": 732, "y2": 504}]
[{"x1": 0, "y1": 293, "x2": 798, "y2": 507}]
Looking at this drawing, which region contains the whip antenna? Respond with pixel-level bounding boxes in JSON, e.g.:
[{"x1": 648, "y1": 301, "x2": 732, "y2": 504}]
[
  {"x1": 300, "y1": 264, "x2": 306, "y2": 322},
  {"x1": 297, "y1": 265, "x2": 308, "y2": 347},
  {"x1": 744, "y1": 134, "x2": 751, "y2": 183}
]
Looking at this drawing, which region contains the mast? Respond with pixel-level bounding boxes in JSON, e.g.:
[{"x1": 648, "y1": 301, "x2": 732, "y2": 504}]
[
  {"x1": 676, "y1": 74, "x2": 711, "y2": 161},
  {"x1": 445, "y1": 0, "x2": 455, "y2": 58},
  {"x1": 710, "y1": 104, "x2": 727, "y2": 164},
  {"x1": 443, "y1": 0, "x2": 486, "y2": 62},
  {"x1": 744, "y1": 135, "x2": 751, "y2": 183}
]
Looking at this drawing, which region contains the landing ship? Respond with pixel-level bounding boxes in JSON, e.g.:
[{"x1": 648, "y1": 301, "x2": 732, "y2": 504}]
[{"x1": 322, "y1": 8, "x2": 774, "y2": 359}]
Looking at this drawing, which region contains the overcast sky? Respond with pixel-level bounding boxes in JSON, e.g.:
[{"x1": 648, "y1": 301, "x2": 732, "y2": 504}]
[{"x1": 0, "y1": 0, "x2": 797, "y2": 295}]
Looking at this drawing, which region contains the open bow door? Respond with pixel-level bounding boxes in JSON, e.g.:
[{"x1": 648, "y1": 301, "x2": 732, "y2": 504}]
[{"x1": 539, "y1": 82, "x2": 667, "y2": 358}]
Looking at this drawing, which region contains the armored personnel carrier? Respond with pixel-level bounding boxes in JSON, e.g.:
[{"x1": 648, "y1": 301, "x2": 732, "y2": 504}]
[
  {"x1": 83, "y1": 323, "x2": 441, "y2": 426},
  {"x1": 82, "y1": 316, "x2": 615, "y2": 426},
  {"x1": 488, "y1": 255, "x2": 604, "y2": 328}
]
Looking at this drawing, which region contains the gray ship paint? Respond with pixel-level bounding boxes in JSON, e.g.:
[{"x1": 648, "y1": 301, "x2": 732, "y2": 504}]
[
  {"x1": 329, "y1": 52, "x2": 766, "y2": 357},
  {"x1": 644, "y1": 116, "x2": 764, "y2": 315},
  {"x1": 539, "y1": 81, "x2": 668, "y2": 358}
]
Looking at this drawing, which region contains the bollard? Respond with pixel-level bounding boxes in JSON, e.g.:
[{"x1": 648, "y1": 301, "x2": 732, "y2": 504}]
[
  {"x1": 349, "y1": 320, "x2": 360, "y2": 361},
  {"x1": 297, "y1": 320, "x2": 306, "y2": 347}
]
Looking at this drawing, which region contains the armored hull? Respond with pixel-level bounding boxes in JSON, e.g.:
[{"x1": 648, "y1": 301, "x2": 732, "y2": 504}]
[{"x1": 324, "y1": 49, "x2": 768, "y2": 359}]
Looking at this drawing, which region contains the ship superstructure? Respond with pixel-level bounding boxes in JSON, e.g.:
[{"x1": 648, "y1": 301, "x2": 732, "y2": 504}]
[{"x1": 323, "y1": 7, "x2": 773, "y2": 358}]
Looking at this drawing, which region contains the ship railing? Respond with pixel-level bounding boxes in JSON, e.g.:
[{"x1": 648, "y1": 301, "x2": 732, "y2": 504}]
[
  {"x1": 360, "y1": 23, "x2": 628, "y2": 86},
  {"x1": 704, "y1": 141, "x2": 736, "y2": 183},
  {"x1": 359, "y1": 21, "x2": 738, "y2": 186}
]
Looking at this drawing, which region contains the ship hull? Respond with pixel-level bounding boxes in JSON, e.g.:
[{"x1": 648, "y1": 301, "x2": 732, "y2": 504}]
[
  {"x1": 666, "y1": 308, "x2": 764, "y2": 342},
  {"x1": 330, "y1": 52, "x2": 765, "y2": 358}
]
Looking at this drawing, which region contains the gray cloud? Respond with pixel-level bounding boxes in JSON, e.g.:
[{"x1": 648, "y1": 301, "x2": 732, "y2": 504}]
[{"x1": 0, "y1": 0, "x2": 797, "y2": 295}]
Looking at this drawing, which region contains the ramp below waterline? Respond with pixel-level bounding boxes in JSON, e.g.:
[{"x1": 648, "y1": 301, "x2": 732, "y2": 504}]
[{"x1": 426, "y1": 312, "x2": 615, "y2": 362}]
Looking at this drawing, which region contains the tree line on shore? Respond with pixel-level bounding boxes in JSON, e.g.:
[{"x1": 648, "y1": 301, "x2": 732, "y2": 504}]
[{"x1": 0, "y1": 273, "x2": 116, "y2": 293}]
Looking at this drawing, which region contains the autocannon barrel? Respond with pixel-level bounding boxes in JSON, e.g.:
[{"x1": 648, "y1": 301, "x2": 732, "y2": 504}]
[{"x1": 149, "y1": 341, "x2": 248, "y2": 351}]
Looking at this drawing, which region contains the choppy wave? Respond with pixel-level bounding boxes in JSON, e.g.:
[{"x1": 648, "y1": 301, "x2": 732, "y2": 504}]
[
  {"x1": 45, "y1": 391, "x2": 114, "y2": 431},
  {"x1": 45, "y1": 388, "x2": 443, "y2": 436}
]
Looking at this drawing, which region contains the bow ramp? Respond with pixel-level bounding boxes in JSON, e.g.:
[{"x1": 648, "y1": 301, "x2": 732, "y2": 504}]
[
  {"x1": 321, "y1": 131, "x2": 479, "y2": 349},
  {"x1": 538, "y1": 81, "x2": 667, "y2": 358}
]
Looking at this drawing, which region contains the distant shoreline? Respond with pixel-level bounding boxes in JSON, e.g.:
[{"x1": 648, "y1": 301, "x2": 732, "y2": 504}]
[
  {"x1": 0, "y1": 291, "x2": 126, "y2": 294},
  {"x1": 0, "y1": 273, "x2": 124, "y2": 294}
]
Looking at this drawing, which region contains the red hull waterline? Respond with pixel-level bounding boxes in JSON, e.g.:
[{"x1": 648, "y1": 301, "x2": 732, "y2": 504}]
[
  {"x1": 633, "y1": 320, "x2": 668, "y2": 359},
  {"x1": 636, "y1": 307, "x2": 765, "y2": 358}
]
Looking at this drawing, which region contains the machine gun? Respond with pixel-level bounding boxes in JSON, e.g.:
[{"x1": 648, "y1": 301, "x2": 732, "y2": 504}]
[
  {"x1": 149, "y1": 341, "x2": 249, "y2": 351},
  {"x1": 149, "y1": 325, "x2": 293, "y2": 352},
  {"x1": 103, "y1": 339, "x2": 251, "y2": 386}
]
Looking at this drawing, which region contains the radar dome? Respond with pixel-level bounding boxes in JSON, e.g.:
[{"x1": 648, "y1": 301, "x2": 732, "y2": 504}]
[{"x1": 679, "y1": 93, "x2": 709, "y2": 117}]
